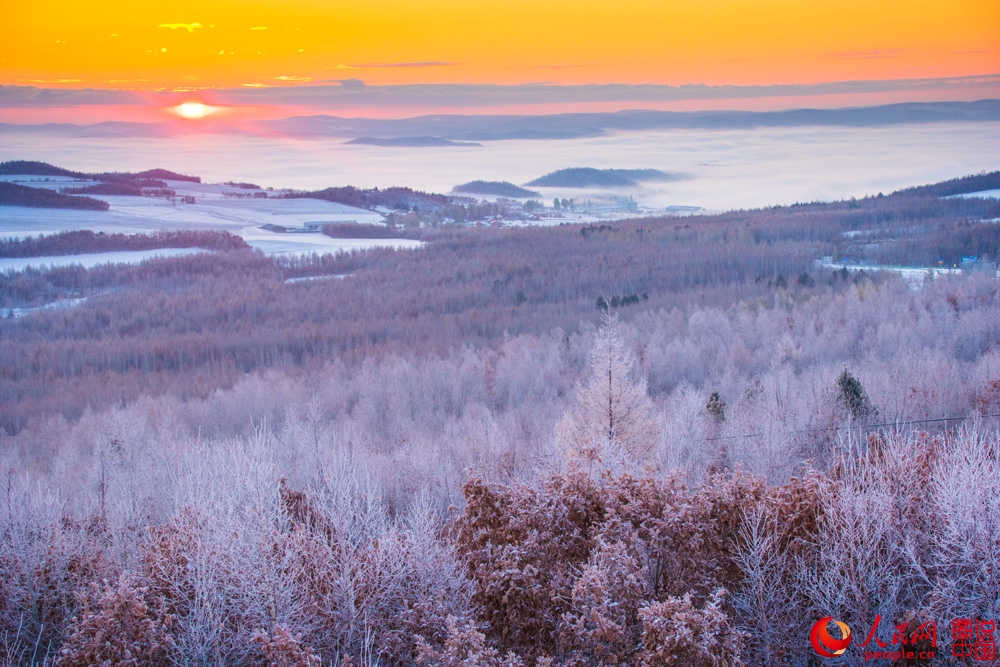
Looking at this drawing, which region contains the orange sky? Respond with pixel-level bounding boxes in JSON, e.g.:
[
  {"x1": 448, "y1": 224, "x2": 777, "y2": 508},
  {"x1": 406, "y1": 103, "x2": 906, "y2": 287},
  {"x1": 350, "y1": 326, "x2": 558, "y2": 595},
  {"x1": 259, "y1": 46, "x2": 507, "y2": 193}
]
[{"x1": 3, "y1": 0, "x2": 999, "y2": 90}]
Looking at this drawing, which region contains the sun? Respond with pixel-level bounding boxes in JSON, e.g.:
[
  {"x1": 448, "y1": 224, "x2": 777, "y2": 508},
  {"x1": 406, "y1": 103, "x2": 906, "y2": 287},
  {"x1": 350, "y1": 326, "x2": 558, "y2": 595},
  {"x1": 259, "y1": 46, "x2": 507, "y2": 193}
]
[{"x1": 172, "y1": 101, "x2": 218, "y2": 119}]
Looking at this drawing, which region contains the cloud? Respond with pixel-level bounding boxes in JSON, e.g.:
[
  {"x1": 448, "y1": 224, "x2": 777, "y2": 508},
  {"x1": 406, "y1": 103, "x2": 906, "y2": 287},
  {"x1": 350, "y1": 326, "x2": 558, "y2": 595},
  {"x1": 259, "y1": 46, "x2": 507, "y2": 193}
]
[
  {"x1": 0, "y1": 85, "x2": 142, "y2": 106},
  {"x1": 831, "y1": 48, "x2": 903, "y2": 60},
  {"x1": 199, "y1": 73, "x2": 1000, "y2": 109},
  {"x1": 337, "y1": 78, "x2": 366, "y2": 90},
  {"x1": 159, "y1": 22, "x2": 203, "y2": 32},
  {"x1": 2, "y1": 73, "x2": 998, "y2": 111},
  {"x1": 343, "y1": 61, "x2": 455, "y2": 69},
  {"x1": 316, "y1": 78, "x2": 367, "y2": 89},
  {"x1": 274, "y1": 75, "x2": 313, "y2": 82},
  {"x1": 249, "y1": 26, "x2": 268, "y2": 31},
  {"x1": 531, "y1": 63, "x2": 597, "y2": 70}
]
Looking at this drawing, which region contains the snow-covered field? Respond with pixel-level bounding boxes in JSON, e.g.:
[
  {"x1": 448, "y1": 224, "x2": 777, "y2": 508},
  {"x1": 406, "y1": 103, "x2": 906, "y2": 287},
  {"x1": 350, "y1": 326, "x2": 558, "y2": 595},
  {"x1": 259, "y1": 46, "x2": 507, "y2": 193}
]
[
  {"x1": 0, "y1": 175, "x2": 103, "y2": 189},
  {"x1": 0, "y1": 175, "x2": 423, "y2": 261},
  {"x1": 0, "y1": 295, "x2": 88, "y2": 318},
  {"x1": 284, "y1": 274, "x2": 349, "y2": 284},
  {"x1": 0, "y1": 247, "x2": 205, "y2": 273},
  {"x1": 246, "y1": 235, "x2": 422, "y2": 256},
  {"x1": 950, "y1": 189, "x2": 1000, "y2": 199},
  {"x1": 817, "y1": 258, "x2": 966, "y2": 289}
]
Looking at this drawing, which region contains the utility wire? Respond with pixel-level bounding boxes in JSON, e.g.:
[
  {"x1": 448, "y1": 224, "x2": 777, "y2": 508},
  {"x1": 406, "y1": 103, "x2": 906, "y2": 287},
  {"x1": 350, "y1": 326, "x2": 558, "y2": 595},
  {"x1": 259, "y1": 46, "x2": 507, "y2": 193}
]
[{"x1": 702, "y1": 412, "x2": 1000, "y2": 442}]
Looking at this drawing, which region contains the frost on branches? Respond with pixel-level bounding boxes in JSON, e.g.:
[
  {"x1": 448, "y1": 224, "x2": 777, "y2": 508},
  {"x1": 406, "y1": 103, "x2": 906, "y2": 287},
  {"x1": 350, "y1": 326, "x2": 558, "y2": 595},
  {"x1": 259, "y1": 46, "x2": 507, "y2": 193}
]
[{"x1": 557, "y1": 313, "x2": 661, "y2": 474}]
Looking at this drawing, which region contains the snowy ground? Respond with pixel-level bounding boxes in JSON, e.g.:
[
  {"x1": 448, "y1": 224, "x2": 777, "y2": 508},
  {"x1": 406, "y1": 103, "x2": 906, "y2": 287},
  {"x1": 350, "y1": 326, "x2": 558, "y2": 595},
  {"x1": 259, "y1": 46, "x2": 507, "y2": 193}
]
[
  {"x1": 0, "y1": 175, "x2": 103, "y2": 189},
  {"x1": 817, "y1": 259, "x2": 966, "y2": 289},
  {"x1": 247, "y1": 235, "x2": 422, "y2": 256},
  {"x1": 284, "y1": 274, "x2": 349, "y2": 284},
  {"x1": 0, "y1": 248, "x2": 206, "y2": 273},
  {"x1": 0, "y1": 174, "x2": 421, "y2": 260},
  {"x1": 499, "y1": 206, "x2": 698, "y2": 228},
  {"x1": 949, "y1": 189, "x2": 1000, "y2": 200},
  {"x1": 1, "y1": 295, "x2": 88, "y2": 318}
]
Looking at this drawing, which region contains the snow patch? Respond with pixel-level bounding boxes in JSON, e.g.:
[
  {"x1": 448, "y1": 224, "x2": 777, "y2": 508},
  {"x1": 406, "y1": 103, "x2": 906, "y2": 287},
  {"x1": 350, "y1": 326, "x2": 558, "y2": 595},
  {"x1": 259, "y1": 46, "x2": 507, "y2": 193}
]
[
  {"x1": 948, "y1": 189, "x2": 1000, "y2": 200},
  {"x1": 0, "y1": 247, "x2": 206, "y2": 273}
]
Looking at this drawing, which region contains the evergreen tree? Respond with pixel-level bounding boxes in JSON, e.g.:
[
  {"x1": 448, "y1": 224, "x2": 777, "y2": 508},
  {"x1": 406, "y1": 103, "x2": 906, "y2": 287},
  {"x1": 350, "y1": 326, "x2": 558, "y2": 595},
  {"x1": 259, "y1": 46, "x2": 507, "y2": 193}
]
[
  {"x1": 836, "y1": 369, "x2": 876, "y2": 420},
  {"x1": 706, "y1": 392, "x2": 726, "y2": 424}
]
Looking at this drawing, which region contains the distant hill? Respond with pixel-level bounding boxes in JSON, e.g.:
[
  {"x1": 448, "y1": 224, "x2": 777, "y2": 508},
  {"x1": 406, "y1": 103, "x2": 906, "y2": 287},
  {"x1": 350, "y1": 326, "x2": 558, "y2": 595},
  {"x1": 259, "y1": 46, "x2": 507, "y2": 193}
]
[
  {"x1": 130, "y1": 168, "x2": 200, "y2": 183},
  {"x1": 0, "y1": 161, "x2": 201, "y2": 184},
  {"x1": 892, "y1": 171, "x2": 1000, "y2": 198},
  {"x1": 287, "y1": 185, "x2": 450, "y2": 212},
  {"x1": 453, "y1": 181, "x2": 541, "y2": 198},
  {"x1": 526, "y1": 168, "x2": 682, "y2": 188},
  {"x1": 0, "y1": 182, "x2": 109, "y2": 210},
  {"x1": 266, "y1": 100, "x2": 1000, "y2": 141},
  {"x1": 346, "y1": 136, "x2": 481, "y2": 147},
  {"x1": 0, "y1": 160, "x2": 81, "y2": 177},
  {"x1": 0, "y1": 121, "x2": 170, "y2": 137}
]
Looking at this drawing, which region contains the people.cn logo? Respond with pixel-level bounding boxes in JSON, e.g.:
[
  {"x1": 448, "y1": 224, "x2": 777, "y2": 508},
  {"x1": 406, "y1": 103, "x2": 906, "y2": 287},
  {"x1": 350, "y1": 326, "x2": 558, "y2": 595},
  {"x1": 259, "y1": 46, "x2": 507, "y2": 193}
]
[{"x1": 811, "y1": 617, "x2": 852, "y2": 658}]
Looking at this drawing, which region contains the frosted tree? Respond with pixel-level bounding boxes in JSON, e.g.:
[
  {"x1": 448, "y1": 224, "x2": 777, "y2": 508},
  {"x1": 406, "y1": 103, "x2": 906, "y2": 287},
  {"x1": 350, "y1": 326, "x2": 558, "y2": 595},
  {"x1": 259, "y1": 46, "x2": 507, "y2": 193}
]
[{"x1": 557, "y1": 312, "x2": 661, "y2": 473}]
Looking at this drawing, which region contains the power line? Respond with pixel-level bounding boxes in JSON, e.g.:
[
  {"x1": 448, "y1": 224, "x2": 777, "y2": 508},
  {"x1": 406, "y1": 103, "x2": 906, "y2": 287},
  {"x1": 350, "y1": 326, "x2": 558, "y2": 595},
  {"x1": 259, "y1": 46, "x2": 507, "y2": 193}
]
[{"x1": 702, "y1": 412, "x2": 1000, "y2": 442}]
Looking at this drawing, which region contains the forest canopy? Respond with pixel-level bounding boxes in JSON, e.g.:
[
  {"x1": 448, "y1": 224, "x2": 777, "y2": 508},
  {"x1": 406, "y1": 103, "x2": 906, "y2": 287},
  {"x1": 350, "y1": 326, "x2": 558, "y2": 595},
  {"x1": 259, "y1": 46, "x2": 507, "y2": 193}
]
[{"x1": 1, "y1": 169, "x2": 999, "y2": 664}]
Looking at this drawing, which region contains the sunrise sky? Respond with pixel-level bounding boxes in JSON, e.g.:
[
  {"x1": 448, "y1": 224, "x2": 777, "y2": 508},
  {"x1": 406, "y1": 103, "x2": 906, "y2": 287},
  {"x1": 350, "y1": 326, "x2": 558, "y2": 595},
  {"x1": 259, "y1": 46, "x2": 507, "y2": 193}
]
[{"x1": 2, "y1": 0, "x2": 999, "y2": 123}]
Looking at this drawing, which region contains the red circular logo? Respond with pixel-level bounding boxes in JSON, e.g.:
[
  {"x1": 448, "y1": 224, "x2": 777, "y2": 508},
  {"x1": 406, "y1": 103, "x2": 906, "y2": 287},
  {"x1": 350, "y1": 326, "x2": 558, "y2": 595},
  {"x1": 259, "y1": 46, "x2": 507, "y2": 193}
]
[{"x1": 810, "y1": 617, "x2": 852, "y2": 658}]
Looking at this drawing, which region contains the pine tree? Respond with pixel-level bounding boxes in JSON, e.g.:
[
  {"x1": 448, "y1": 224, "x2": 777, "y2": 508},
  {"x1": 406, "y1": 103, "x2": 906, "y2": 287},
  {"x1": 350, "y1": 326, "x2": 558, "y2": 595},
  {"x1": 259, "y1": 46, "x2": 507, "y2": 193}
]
[
  {"x1": 706, "y1": 392, "x2": 726, "y2": 424},
  {"x1": 836, "y1": 369, "x2": 876, "y2": 420}
]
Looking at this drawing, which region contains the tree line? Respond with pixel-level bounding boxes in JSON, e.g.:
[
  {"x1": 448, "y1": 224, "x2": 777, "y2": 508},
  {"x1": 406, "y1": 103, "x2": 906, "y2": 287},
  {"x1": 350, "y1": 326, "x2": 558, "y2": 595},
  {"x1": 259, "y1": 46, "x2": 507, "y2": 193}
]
[{"x1": 0, "y1": 230, "x2": 248, "y2": 258}]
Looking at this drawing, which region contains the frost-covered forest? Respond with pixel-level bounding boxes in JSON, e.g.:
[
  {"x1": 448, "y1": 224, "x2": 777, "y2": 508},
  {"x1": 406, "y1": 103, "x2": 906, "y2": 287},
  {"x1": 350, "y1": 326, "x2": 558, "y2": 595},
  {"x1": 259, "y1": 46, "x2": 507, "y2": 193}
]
[{"x1": 1, "y1": 172, "x2": 1000, "y2": 664}]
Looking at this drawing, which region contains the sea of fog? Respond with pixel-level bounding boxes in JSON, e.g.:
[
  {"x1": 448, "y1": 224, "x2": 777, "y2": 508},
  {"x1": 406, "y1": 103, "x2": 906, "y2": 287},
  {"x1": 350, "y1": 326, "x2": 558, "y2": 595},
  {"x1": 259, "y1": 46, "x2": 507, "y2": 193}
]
[{"x1": 1, "y1": 122, "x2": 999, "y2": 211}]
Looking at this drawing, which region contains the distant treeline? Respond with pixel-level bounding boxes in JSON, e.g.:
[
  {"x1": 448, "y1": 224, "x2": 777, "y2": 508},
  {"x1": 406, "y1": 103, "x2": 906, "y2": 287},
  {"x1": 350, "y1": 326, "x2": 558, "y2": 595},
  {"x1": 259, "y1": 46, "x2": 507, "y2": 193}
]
[
  {"x1": 321, "y1": 223, "x2": 417, "y2": 239},
  {"x1": 453, "y1": 180, "x2": 541, "y2": 198},
  {"x1": 868, "y1": 221, "x2": 1000, "y2": 267},
  {"x1": 0, "y1": 182, "x2": 109, "y2": 210},
  {"x1": 63, "y1": 180, "x2": 171, "y2": 197},
  {"x1": 893, "y1": 171, "x2": 1000, "y2": 198},
  {"x1": 0, "y1": 230, "x2": 249, "y2": 258}
]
